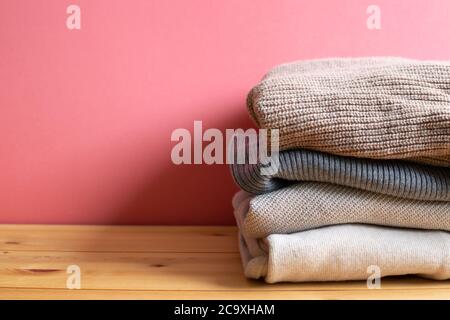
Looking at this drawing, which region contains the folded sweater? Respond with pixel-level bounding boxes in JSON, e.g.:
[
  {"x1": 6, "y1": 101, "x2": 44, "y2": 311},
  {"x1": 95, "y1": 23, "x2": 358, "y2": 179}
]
[
  {"x1": 247, "y1": 57, "x2": 450, "y2": 166},
  {"x1": 233, "y1": 191, "x2": 450, "y2": 283},
  {"x1": 231, "y1": 148, "x2": 450, "y2": 201},
  {"x1": 241, "y1": 183, "x2": 450, "y2": 238}
]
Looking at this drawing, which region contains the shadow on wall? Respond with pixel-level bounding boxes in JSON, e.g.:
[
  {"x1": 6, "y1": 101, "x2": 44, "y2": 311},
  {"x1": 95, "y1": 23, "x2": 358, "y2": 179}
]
[{"x1": 110, "y1": 104, "x2": 254, "y2": 226}]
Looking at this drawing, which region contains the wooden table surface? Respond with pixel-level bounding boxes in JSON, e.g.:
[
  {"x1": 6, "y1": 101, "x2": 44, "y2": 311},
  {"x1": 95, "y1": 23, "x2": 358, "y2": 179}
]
[{"x1": 0, "y1": 225, "x2": 449, "y2": 300}]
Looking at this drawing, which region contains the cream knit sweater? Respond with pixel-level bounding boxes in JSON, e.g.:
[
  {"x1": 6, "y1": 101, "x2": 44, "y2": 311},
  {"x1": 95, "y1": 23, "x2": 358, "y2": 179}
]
[{"x1": 247, "y1": 57, "x2": 450, "y2": 166}]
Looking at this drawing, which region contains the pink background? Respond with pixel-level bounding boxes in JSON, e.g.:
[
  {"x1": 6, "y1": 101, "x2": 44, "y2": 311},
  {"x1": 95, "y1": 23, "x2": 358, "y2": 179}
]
[{"x1": 1, "y1": 0, "x2": 450, "y2": 225}]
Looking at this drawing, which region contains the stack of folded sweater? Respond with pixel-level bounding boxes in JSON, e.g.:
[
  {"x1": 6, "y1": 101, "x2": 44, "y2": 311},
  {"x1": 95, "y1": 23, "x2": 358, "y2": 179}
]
[{"x1": 230, "y1": 57, "x2": 450, "y2": 283}]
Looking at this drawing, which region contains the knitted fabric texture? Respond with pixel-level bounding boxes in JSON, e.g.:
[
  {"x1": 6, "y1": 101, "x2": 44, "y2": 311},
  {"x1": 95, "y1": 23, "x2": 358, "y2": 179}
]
[
  {"x1": 242, "y1": 183, "x2": 450, "y2": 238},
  {"x1": 232, "y1": 191, "x2": 450, "y2": 283},
  {"x1": 231, "y1": 148, "x2": 450, "y2": 200},
  {"x1": 247, "y1": 57, "x2": 450, "y2": 166}
]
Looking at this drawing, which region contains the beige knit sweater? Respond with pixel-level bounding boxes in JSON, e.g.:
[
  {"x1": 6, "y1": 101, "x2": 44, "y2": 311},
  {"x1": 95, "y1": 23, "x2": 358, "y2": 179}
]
[
  {"x1": 247, "y1": 57, "x2": 450, "y2": 166},
  {"x1": 243, "y1": 182, "x2": 450, "y2": 238}
]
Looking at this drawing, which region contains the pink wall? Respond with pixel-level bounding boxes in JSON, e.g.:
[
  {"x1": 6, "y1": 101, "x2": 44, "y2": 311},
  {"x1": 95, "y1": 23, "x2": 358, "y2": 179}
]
[{"x1": 1, "y1": 0, "x2": 450, "y2": 225}]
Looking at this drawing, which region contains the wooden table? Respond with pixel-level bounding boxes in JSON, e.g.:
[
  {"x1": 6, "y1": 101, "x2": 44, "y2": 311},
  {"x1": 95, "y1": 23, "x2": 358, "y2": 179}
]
[{"x1": 0, "y1": 225, "x2": 449, "y2": 299}]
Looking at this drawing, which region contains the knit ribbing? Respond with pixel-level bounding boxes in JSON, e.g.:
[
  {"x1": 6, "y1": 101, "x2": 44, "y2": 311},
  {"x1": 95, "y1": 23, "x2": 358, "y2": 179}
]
[
  {"x1": 240, "y1": 183, "x2": 450, "y2": 238},
  {"x1": 247, "y1": 57, "x2": 450, "y2": 166},
  {"x1": 231, "y1": 149, "x2": 450, "y2": 201}
]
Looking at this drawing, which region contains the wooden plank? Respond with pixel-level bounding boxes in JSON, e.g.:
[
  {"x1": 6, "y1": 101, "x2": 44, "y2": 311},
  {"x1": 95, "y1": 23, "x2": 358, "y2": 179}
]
[
  {"x1": 1, "y1": 250, "x2": 449, "y2": 292},
  {"x1": 0, "y1": 225, "x2": 237, "y2": 253},
  {"x1": 0, "y1": 224, "x2": 449, "y2": 299},
  {"x1": 1, "y1": 288, "x2": 450, "y2": 300}
]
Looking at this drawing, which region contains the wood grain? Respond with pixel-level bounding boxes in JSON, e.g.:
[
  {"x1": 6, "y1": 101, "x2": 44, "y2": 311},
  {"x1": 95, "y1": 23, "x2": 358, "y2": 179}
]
[
  {"x1": 2, "y1": 288, "x2": 450, "y2": 300},
  {"x1": 0, "y1": 224, "x2": 449, "y2": 299},
  {"x1": 0, "y1": 225, "x2": 237, "y2": 253}
]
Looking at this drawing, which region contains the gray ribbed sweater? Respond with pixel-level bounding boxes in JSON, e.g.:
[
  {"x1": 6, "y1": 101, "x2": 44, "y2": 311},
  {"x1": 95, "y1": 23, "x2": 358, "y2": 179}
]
[
  {"x1": 247, "y1": 57, "x2": 450, "y2": 166},
  {"x1": 233, "y1": 191, "x2": 450, "y2": 282},
  {"x1": 231, "y1": 149, "x2": 450, "y2": 201}
]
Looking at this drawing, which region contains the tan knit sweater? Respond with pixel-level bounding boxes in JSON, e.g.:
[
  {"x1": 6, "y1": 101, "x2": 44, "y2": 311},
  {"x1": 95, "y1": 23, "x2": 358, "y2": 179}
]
[{"x1": 247, "y1": 57, "x2": 450, "y2": 166}]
